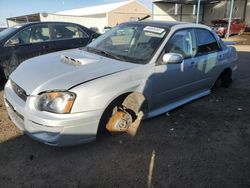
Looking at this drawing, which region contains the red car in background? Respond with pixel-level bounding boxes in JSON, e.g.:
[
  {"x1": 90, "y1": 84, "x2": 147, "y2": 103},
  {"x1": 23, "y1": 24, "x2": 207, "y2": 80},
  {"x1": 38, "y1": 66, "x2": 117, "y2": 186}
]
[{"x1": 212, "y1": 18, "x2": 246, "y2": 37}]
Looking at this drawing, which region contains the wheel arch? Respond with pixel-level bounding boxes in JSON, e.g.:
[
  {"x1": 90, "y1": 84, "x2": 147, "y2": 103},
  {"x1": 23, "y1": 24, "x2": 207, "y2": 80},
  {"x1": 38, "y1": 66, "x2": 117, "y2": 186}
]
[
  {"x1": 213, "y1": 67, "x2": 232, "y2": 89},
  {"x1": 97, "y1": 91, "x2": 148, "y2": 135}
]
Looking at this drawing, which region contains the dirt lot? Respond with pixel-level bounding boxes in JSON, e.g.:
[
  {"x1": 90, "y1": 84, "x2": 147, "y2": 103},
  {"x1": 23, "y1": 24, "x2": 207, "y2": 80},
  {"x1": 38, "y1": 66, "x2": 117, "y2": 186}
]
[{"x1": 0, "y1": 45, "x2": 250, "y2": 188}]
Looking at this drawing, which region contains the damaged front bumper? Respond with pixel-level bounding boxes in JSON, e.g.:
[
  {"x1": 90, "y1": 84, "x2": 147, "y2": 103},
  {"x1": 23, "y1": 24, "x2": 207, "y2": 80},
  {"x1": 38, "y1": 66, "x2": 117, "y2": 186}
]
[{"x1": 4, "y1": 82, "x2": 102, "y2": 146}]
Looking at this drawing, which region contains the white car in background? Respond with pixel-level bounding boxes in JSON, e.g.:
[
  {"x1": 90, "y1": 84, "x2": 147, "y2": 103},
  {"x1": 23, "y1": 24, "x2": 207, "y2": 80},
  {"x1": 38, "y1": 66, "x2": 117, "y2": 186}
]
[{"x1": 4, "y1": 21, "x2": 238, "y2": 146}]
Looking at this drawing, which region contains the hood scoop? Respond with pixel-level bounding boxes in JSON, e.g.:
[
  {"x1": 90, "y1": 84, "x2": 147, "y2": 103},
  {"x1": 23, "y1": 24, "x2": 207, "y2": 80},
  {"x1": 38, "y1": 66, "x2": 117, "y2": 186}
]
[
  {"x1": 61, "y1": 55, "x2": 81, "y2": 66},
  {"x1": 60, "y1": 55, "x2": 98, "y2": 66}
]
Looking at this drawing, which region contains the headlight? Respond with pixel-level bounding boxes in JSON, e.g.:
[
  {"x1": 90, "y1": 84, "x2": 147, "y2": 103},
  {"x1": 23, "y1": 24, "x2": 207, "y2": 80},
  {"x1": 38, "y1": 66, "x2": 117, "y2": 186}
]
[{"x1": 35, "y1": 91, "x2": 76, "y2": 114}]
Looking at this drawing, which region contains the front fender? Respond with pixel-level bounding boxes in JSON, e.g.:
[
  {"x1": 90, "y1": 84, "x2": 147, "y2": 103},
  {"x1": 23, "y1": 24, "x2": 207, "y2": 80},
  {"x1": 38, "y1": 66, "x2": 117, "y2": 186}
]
[{"x1": 70, "y1": 65, "x2": 153, "y2": 113}]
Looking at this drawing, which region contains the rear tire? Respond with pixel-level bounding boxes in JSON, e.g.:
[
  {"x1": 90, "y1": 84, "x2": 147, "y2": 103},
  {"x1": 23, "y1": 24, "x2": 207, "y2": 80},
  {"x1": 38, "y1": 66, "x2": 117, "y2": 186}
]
[
  {"x1": 212, "y1": 77, "x2": 222, "y2": 91},
  {"x1": 221, "y1": 70, "x2": 232, "y2": 88},
  {"x1": 212, "y1": 69, "x2": 232, "y2": 90}
]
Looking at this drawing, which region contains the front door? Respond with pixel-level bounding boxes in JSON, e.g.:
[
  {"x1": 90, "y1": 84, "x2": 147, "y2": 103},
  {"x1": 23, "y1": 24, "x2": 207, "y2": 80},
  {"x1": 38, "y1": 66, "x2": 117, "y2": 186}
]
[
  {"x1": 151, "y1": 29, "x2": 200, "y2": 110},
  {"x1": 3, "y1": 24, "x2": 51, "y2": 75}
]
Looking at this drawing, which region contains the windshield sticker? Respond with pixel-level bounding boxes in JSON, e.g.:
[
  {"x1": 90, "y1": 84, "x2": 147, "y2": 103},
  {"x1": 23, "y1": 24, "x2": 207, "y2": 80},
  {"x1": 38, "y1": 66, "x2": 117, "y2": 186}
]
[{"x1": 143, "y1": 26, "x2": 165, "y2": 34}]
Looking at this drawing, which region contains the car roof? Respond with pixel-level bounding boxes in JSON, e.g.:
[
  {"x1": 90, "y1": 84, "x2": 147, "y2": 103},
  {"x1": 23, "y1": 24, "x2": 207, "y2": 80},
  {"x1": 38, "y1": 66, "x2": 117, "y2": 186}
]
[
  {"x1": 124, "y1": 20, "x2": 187, "y2": 29},
  {"x1": 18, "y1": 21, "x2": 84, "y2": 27}
]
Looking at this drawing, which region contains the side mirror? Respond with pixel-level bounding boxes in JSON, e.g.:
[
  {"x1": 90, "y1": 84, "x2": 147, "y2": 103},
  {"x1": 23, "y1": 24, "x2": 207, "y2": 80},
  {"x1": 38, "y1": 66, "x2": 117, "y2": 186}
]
[
  {"x1": 5, "y1": 38, "x2": 20, "y2": 46},
  {"x1": 162, "y1": 53, "x2": 184, "y2": 64}
]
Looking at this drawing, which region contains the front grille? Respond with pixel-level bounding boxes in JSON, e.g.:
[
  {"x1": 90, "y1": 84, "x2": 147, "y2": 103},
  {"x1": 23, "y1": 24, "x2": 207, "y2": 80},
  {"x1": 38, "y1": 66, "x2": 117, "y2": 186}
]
[{"x1": 10, "y1": 80, "x2": 28, "y2": 102}]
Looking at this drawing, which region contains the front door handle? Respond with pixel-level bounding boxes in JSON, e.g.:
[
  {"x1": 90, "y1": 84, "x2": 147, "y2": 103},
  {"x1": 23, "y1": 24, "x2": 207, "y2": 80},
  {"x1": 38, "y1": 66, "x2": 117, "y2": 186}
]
[
  {"x1": 218, "y1": 55, "x2": 224, "y2": 61},
  {"x1": 190, "y1": 61, "x2": 197, "y2": 68}
]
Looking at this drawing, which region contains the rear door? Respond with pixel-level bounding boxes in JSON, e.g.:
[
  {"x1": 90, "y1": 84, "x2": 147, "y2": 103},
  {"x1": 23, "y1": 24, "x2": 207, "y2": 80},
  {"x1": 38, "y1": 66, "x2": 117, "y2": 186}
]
[
  {"x1": 3, "y1": 23, "x2": 52, "y2": 75},
  {"x1": 194, "y1": 28, "x2": 224, "y2": 88},
  {"x1": 50, "y1": 23, "x2": 90, "y2": 51}
]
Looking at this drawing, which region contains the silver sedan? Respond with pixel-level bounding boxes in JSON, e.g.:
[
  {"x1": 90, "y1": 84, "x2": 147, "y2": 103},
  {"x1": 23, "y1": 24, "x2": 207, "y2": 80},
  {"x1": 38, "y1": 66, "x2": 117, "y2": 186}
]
[{"x1": 4, "y1": 21, "x2": 238, "y2": 146}]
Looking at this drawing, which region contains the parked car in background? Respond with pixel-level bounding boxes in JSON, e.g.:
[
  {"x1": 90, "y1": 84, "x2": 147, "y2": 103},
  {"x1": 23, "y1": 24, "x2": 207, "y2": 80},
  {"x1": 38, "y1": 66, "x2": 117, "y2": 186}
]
[
  {"x1": 0, "y1": 22, "x2": 100, "y2": 83},
  {"x1": 4, "y1": 21, "x2": 238, "y2": 146},
  {"x1": 103, "y1": 26, "x2": 112, "y2": 33},
  {"x1": 0, "y1": 26, "x2": 8, "y2": 32},
  {"x1": 89, "y1": 27, "x2": 100, "y2": 34},
  {"x1": 212, "y1": 18, "x2": 246, "y2": 37}
]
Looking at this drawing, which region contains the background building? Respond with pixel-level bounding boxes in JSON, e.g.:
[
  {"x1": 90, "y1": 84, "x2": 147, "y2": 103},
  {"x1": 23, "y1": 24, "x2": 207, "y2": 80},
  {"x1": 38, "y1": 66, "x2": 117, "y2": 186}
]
[
  {"x1": 153, "y1": 0, "x2": 250, "y2": 27},
  {"x1": 6, "y1": 0, "x2": 151, "y2": 32}
]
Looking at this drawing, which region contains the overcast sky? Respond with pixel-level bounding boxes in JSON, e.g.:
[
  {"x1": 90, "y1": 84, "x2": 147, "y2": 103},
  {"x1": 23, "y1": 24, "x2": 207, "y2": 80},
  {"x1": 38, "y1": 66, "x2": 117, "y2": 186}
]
[{"x1": 0, "y1": 0, "x2": 152, "y2": 26}]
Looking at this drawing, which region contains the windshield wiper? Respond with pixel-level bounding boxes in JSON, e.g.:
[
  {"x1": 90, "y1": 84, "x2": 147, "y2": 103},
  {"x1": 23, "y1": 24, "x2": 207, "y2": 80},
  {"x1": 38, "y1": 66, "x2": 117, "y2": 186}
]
[{"x1": 86, "y1": 47, "x2": 124, "y2": 61}]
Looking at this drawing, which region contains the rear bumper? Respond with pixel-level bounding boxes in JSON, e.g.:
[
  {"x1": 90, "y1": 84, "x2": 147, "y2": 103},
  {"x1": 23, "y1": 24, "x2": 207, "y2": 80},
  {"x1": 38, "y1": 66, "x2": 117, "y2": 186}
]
[{"x1": 4, "y1": 82, "x2": 102, "y2": 146}]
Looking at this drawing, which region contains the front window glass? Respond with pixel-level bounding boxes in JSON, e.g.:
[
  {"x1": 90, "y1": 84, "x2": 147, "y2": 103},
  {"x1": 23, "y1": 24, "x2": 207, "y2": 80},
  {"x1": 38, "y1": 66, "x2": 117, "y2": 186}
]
[
  {"x1": 0, "y1": 27, "x2": 17, "y2": 40},
  {"x1": 11, "y1": 27, "x2": 32, "y2": 44},
  {"x1": 11, "y1": 25, "x2": 50, "y2": 44},
  {"x1": 87, "y1": 24, "x2": 168, "y2": 64},
  {"x1": 165, "y1": 29, "x2": 197, "y2": 58}
]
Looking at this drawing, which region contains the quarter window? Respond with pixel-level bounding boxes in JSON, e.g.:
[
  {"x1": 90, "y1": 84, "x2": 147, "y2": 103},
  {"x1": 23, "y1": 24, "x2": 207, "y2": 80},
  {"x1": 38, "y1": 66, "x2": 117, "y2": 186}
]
[
  {"x1": 165, "y1": 29, "x2": 197, "y2": 58},
  {"x1": 196, "y1": 29, "x2": 220, "y2": 54}
]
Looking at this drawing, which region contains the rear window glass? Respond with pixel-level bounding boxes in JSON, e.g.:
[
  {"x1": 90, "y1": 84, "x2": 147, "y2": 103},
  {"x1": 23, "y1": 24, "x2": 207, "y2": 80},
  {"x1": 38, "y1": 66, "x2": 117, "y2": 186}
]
[
  {"x1": 52, "y1": 24, "x2": 88, "y2": 40},
  {"x1": 196, "y1": 29, "x2": 220, "y2": 54}
]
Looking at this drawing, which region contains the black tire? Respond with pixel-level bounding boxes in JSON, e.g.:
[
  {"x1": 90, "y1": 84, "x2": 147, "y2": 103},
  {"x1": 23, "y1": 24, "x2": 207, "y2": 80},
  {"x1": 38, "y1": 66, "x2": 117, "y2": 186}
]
[
  {"x1": 221, "y1": 71, "x2": 232, "y2": 88},
  {"x1": 212, "y1": 77, "x2": 222, "y2": 91},
  {"x1": 0, "y1": 68, "x2": 7, "y2": 87},
  {"x1": 212, "y1": 70, "x2": 232, "y2": 91}
]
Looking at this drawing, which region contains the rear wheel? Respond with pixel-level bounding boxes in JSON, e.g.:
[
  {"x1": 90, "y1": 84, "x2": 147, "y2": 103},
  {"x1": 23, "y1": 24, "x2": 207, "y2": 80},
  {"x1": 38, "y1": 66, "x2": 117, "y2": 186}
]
[
  {"x1": 212, "y1": 69, "x2": 232, "y2": 90},
  {"x1": 220, "y1": 70, "x2": 232, "y2": 88},
  {"x1": 212, "y1": 77, "x2": 222, "y2": 91}
]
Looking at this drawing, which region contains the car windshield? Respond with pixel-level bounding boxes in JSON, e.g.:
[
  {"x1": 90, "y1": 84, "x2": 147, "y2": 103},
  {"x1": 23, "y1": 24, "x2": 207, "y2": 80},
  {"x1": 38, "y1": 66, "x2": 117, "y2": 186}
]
[
  {"x1": 0, "y1": 27, "x2": 17, "y2": 40},
  {"x1": 86, "y1": 23, "x2": 168, "y2": 64}
]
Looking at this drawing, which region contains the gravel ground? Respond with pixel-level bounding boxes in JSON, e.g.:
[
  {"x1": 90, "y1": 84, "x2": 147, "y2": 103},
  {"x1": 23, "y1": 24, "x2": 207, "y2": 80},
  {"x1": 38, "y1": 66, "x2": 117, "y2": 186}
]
[{"x1": 0, "y1": 45, "x2": 250, "y2": 188}]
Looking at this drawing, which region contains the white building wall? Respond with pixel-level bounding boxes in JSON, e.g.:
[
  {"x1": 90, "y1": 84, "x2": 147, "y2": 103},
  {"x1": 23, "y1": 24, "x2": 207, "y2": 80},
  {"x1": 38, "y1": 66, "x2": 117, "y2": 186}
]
[
  {"x1": 153, "y1": 3, "x2": 180, "y2": 21},
  {"x1": 40, "y1": 13, "x2": 108, "y2": 31}
]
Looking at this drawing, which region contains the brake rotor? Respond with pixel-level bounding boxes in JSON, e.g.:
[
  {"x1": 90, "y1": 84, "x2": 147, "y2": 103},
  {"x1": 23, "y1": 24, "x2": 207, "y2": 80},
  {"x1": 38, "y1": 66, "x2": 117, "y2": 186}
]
[{"x1": 106, "y1": 111, "x2": 133, "y2": 132}]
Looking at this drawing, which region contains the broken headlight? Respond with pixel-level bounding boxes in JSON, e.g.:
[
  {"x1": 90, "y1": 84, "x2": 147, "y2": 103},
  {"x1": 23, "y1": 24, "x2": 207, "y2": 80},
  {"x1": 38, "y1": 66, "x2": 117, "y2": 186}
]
[{"x1": 35, "y1": 91, "x2": 76, "y2": 114}]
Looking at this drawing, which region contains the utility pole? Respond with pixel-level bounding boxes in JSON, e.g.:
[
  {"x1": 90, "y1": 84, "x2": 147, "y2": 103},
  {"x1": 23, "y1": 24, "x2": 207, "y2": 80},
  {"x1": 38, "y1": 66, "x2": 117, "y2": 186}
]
[
  {"x1": 196, "y1": 0, "x2": 201, "y2": 24},
  {"x1": 226, "y1": 0, "x2": 234, "y2": 39}
]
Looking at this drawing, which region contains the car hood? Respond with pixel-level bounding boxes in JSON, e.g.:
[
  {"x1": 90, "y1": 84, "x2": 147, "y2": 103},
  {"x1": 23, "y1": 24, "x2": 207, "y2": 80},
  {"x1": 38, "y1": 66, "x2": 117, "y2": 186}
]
[{"x1": 10, "y1": 49, "x2": 139, "y2": 95}]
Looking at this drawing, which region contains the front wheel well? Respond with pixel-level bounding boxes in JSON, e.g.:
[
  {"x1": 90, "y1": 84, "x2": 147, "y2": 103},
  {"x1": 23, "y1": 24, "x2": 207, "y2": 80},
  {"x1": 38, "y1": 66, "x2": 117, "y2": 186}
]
[{"x1": 97, "y1": 92, "x2": 148, "y2": 136}]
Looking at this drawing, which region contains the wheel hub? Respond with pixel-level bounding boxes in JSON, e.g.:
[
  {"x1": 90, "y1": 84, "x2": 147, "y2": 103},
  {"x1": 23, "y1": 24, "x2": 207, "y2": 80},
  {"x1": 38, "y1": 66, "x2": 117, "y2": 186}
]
[{"x1": 106, "y1": 111, "x2": 133, "y2": 132}]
